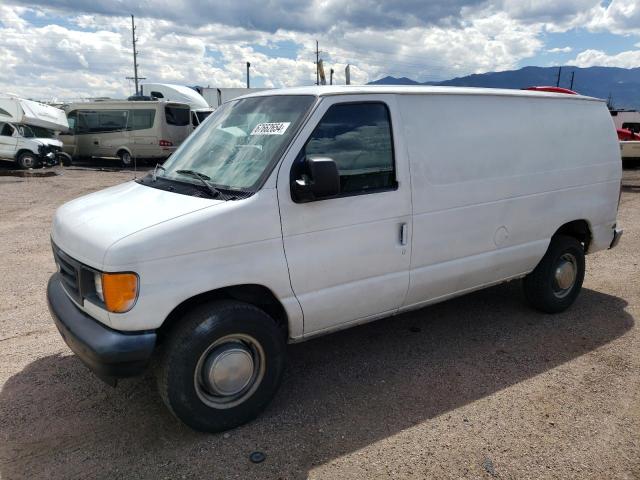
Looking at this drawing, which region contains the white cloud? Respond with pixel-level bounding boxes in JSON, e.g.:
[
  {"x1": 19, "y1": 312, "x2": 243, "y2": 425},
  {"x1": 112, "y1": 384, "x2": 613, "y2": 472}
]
[
  {"x1": 548, "y1": 46, "x2": 573, "y2": 53},
  {"x1": 0, "y1": 0, "x2": 637, "y2": 101},
  {"x1": 584, "y1": 0, "x2": 640, "y2": 35},
  {"x1": 0, "y1": 5, "x2": 549, "y2": 100},
  {"x1": 568, "y1": 49, "x2": 640, "y2": 68}
]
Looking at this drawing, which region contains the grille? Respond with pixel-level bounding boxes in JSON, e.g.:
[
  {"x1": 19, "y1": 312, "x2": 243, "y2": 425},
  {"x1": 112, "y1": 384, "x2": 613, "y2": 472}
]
[{"x1": 52, "y1": 243, "x2": 83, "y2": 304}]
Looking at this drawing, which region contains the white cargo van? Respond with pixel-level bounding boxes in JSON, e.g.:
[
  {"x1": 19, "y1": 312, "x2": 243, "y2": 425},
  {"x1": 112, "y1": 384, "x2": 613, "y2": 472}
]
[
  {"x1": 60, "y1": 100, "x2": 191, "y2": 166},
  {"x1": 47, "y1": 86, "x2": 623, "y2": 432}
]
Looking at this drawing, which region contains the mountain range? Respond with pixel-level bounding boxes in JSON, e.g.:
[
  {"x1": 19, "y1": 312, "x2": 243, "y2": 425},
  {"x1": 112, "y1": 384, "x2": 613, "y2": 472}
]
[{"x1": 368, "y1": 66, "x2": 640, "y2": 110}]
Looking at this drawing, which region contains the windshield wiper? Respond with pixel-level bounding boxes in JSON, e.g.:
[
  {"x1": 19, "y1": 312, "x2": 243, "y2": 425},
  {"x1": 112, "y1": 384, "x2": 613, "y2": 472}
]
[
  {"x1": 152, "y1": 164, "x2": 165, "y2": 182},
  {"x1": 175, "y1": 169, "x2": 222, "y2": 198}
]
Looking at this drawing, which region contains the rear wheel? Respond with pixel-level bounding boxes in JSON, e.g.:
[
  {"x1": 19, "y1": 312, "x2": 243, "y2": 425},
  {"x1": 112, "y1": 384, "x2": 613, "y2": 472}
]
[
  {"x1": 118, "y1": 150, "x2": 132, "y2": 167},
  {"x1": 156, "y1": 300, "x2": 286, "y2": 432},
  {"x1": 17, "y1": 151, "x2": 39, "y2": 169},
  {"x1": 523, "y1": 235, "x2": 585, "y2": 313}
]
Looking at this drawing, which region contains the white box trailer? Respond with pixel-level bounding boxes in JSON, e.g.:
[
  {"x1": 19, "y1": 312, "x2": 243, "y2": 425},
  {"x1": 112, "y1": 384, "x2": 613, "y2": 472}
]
[{"x1": 0, "y1": 95, "x2": 69, "y2": 168}]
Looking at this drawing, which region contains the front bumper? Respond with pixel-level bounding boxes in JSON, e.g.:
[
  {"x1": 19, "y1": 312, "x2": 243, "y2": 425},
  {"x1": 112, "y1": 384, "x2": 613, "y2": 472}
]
[
  {"x1": 47, "y1": 273, "x2": 156, "y2": 385},
  {"x1": 610, "y1": 228, "x2": 623, "y2": 249}
]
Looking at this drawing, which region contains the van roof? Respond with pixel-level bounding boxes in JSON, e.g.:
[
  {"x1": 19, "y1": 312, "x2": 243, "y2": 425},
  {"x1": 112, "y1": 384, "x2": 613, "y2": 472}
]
[
  {"x1": 236, "y1": 85, "x2": 603, "y2": 103},
  {"x1": 63, "y1": 100, "x2": 190, "y2": 108}
]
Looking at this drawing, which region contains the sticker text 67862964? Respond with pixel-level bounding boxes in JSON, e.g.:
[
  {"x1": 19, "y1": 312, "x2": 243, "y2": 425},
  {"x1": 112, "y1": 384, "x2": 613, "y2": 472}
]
[{"x1": 250, "y1": 122, "x2": 291, "y2": 135}]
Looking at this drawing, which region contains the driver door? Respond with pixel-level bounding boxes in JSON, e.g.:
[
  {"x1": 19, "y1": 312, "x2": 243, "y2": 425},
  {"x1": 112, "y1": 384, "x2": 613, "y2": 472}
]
[
  {"x1": 277, "y1": 95, "x2": 412, "y2": 336},
  {"x1": 0, "y1": 123, "x2": 18, "y2": 161}
]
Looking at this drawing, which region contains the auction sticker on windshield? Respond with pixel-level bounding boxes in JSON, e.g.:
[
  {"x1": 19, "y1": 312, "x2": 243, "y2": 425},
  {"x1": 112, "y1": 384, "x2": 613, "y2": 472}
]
[{"x1": 251, "y1": 122, "x2": 291, "y2": 135}]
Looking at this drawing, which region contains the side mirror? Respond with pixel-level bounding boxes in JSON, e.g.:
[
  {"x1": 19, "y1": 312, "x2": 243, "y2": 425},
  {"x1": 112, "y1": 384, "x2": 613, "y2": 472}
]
[{"x1": 292, "y1": 156, "x2": 340, "y2": 202}]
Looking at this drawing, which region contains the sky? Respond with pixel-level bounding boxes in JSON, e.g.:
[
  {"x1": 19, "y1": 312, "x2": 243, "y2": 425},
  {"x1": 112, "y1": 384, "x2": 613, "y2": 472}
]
[{"x1": 0, "y1": 0, "x2": 639, "y2": 100}]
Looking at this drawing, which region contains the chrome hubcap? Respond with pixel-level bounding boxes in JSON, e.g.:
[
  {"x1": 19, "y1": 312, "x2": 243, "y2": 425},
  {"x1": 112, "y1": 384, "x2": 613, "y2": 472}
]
[
  {"x1": 553, "y1": 253, "x2": 577, "y2": 298},
  {"x1": 203, "y1": 345, "x2": 254, "y2": 396},
  {"x1": 194, "y1": 334, "x2": 265, "y2": 409}
]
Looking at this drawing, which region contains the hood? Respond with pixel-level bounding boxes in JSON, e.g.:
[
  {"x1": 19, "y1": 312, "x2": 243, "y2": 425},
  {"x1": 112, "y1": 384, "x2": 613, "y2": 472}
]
[
  {"x1": 34, "y1": 138, "x2": 63, "y2": 148},
  {"x1": 51, "y1": 181, "x2": 223, "y2": 268}
]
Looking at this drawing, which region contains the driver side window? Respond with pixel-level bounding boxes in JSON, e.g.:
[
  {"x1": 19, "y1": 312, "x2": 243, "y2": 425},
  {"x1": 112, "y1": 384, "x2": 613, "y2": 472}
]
[
  {"x1": 0, "y1": 123, "x2": 14, "y2": 137},
  {"x1": 299, "y1": 102, "x2": 396, "y2": 196}
]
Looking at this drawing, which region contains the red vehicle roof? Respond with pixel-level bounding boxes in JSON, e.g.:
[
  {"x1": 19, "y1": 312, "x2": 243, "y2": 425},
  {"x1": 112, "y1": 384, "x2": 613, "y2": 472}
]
[
  {"x1": 524, "y1": 86, "x2": 578, "y2": 95},
  {"x1": 617, "y1": 128, "x2": 640, "y2": 141}
]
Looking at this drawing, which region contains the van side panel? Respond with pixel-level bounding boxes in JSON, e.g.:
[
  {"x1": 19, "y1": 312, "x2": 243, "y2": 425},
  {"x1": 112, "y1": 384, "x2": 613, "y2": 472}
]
[{"x1": 399, "y1": 94, "x2": 621, "y2": 309}]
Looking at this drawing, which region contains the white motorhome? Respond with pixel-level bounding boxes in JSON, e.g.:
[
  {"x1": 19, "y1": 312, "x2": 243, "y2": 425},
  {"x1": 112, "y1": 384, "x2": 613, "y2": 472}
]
[
  {"x1": 60, "y1": 100, "x2": 191, "y2": 166},
  {"x1": 140, "y1": 83, "x2": 214, "y2": 127},
  {"x1": 47, "y1": 86, "x2": 622, "y2": 432},
  {"x1": 199, "y1": 87, "x2": 271, "y2": 109},
  {"x1": 0, "y1": 95, "x2": 69, "y2": 169}
]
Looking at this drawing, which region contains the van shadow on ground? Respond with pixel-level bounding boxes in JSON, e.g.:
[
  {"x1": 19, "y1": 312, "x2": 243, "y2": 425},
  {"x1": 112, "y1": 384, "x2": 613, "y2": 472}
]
[{"x1": 0, "y1": 283, "x2": 633, "y2": 479}]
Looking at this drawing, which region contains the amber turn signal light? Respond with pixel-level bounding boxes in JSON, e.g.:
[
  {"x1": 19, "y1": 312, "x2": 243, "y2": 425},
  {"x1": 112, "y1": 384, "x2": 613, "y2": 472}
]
[{"x1": 101, "y1": 273, "x2": 139, "y2": 313}]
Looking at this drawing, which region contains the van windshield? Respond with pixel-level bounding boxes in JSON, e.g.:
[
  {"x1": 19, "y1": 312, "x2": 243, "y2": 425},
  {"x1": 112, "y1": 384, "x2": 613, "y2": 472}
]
[
  {"x1": 16, "y1": 124, "x2": 35, "y2": 138},
  {"x1": 158, "y1": 95, "x2": 315, "y2": 191}
]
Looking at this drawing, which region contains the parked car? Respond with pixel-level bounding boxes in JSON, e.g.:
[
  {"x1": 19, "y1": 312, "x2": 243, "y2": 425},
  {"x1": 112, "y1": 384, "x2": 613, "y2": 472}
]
[
  {"x1": 0, "y1": 94, "x2": 69, "y2": 169},
  {"x1": 47, "y1": 86, "x2": 623, "y2": 432},
  {"x1": 59, "y1": 100, "x2": 191, "y2": 166}
]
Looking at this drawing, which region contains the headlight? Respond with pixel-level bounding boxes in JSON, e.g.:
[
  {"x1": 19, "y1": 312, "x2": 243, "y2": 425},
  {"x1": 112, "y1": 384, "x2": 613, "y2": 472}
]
[
  {"x1": 96, "y1": 272, "x2": 139, "y2": 313},
  {"x1": 94, "y1": 272, "x2": 104, "y2": 301}
]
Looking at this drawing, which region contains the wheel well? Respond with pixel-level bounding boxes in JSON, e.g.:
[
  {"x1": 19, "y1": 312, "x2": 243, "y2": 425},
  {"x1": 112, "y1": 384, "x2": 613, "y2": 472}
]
[
  {"x1": 555, "y1": 220, "x2": 592, "y2": 251},
  {"x1": 116, "y1": 148, "x2": 131, "y2": 157},
  {"x1": 157, "y1": 285, "x2": 289, "y2": 342},
  {"x1": 16, "y1": 149, "x2": 35, "y2": 160}
]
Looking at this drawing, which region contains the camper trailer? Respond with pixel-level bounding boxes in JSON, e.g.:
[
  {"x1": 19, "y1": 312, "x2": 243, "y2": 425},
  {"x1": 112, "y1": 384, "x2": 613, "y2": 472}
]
[
  {"x1": 60, "y1": 100, "x2": 191, "y2": 166},
  {"x1": 0, "y1": 94, "x2": 69, "y2": 169},
  {"x1": 140, "y1": 83, "x2": 213, "y2": 128}
]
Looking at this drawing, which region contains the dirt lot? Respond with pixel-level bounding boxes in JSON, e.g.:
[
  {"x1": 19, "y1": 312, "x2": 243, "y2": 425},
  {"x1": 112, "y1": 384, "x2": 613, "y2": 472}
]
[{"x1": 0, "y1": 165, "x2": 639, "y2": 480}]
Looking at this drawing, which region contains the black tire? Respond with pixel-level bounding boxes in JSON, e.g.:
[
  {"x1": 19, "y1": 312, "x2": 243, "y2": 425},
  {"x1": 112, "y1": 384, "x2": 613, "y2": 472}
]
[
  {"x1": 58, "y1": 152, "x2": 73, "y2": 166},
  {"x1": 523, "y1": 234, "x2": 585, "y2": 313},
  {"x1": 17, "y1": 151, "x2": 39, "y2": 169},
  {"x1": 118, "y1": 150, "x2": 132, "y2": 167},
  {"x1": 156, "y1": 300, "x2": 286, "y2": 432}
]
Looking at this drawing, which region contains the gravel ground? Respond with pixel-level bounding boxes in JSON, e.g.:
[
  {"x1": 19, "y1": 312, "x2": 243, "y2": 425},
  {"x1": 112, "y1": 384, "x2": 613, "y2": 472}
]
[{"x1": 0, "y1": 164, "x2": 638, "y2": 480}]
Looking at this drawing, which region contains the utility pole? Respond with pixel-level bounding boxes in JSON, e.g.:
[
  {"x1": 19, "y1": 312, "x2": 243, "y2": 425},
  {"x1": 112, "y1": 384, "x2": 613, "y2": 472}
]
[
  {"x1": 330, "y1": 68, "x2": 334, "y2": 85},
  {"x1": 246, "y1": 62, "x2": 250, "y2": 88},
  {"x1": 126, "y1": 15, "x2": 145, "y2": 95},
  {"x1": 569, "y1": 71, "x2": 575, "y2": 90},
  {"x1": 556, "y1": 66, "x2": 562, "y2": 87},
  {"x1": 315, "y1": 40, "x2": 319, "y2": 86}
]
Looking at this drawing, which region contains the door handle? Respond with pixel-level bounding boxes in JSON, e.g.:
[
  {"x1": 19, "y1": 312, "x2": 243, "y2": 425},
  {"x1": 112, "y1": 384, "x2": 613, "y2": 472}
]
[{"x1": 400, "y1": 223, "x2": 408, "y2": 246}]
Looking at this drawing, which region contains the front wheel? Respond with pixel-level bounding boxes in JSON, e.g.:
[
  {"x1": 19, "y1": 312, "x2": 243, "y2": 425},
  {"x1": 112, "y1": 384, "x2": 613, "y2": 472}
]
[
  {"x1": 57, "y1": 152, "x2": 73, "y2": 166},
  {"x1": 17, "y1": 151, "x2": 39, "y2": 169},
  {"x1": 156, "y1": 300, "x2": 286, "y2": 432},
  {"x1": 523, "y1": 235, "x2": 585, "y2": 313}
]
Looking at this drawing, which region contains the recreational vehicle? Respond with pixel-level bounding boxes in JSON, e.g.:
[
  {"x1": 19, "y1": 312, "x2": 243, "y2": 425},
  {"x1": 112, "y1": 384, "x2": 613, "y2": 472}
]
[
  {"x1": 60, "y1": 100, "x2": 191, "y2": 166},
  {"x1": 0, "y1": 95, "x2": 69, "y2": 169},
  {"x1": 140, "y1": 83, "x2": 213, "y2": 127}
]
